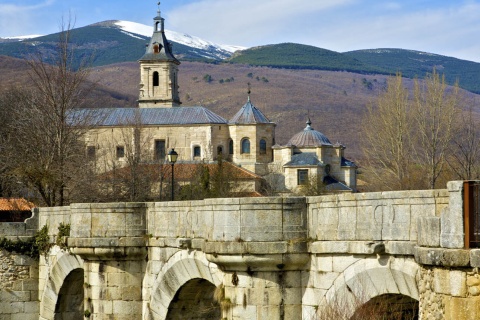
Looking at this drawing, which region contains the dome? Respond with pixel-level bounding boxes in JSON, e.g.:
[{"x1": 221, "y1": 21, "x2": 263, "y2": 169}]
[{"x1": 287, "y1": 119, "x2": 332, "y2": 147}]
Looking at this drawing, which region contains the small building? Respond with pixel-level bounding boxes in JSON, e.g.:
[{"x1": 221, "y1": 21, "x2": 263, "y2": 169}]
[{"x1": 0, "y1": 198, "x2": 35, "y2": 222}]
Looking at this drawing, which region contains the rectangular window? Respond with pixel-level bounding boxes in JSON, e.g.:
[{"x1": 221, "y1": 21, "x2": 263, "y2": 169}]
[
  {"x1": 297, "y1": 169, "x2": 309, "y2": 186},
  {"x1": 193, "y1": 146, "x2": 201, "y2": 158},
  {"x1": 154, "y1": 140, "x2": 166, "y2": 161},
  {"x1": 116, "y1": 146, "x2": 125, "y2": 159},
  {"x1": 86, "y1": 146, "x2": 96, "y2": 161}
]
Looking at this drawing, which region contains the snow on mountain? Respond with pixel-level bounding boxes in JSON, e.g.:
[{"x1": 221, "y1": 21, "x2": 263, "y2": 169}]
[
  {"x1": 114, "y1": 20, "x2": 245, "y2": 54},
  {"x1": 2, "y1": 35, "x2": 42, "y2": 40}
]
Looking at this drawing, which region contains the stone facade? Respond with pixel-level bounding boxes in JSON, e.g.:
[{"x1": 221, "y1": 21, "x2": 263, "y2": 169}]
[{"x1": 0, "y1": 181, "x2": 470, "y2": 319}]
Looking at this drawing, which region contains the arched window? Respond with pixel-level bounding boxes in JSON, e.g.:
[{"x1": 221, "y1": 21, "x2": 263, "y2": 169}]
[
  {"x1": 193, "y1": 146, "x2": 201, "y2": 158},
  {"x1": 153, "y1": 44, "x2": 159, "y2": 54},
  {"x1": 217, "y1": 146, "x2": 223, "y2": 155},
  {"x1": 155, "y1": 22, "x2": 160, "y2": 32},
  {"x1": 241, "y1": 138, "x2": 250, "y2": 154},
  {"x1": 153, "y1": 71, "x2": 159, "y2": 87},
  {"x1": 229, "y1": 140, "x2": 234, "y2": 155},
  {"x1": 259, "y1": 139, "x2": 267, "y2": 155}
]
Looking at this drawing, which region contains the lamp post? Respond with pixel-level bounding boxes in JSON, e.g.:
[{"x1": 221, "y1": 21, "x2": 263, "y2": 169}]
[{"x1": 167, "y1": 148, "x2": 178, "y2": 201}]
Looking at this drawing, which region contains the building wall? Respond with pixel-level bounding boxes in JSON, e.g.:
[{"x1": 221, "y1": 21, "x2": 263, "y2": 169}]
[
  {"x1": 84, "y1": 124, "x2": 231, "y2": 171},
  {"x1": 0, "y1": 213, "x2": 39, "y2": 320}
]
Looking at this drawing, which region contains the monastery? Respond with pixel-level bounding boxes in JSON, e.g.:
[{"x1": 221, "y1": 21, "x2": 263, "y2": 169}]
[{"x1": 80, "y1": 5, "x2": 357, "y2": 194}]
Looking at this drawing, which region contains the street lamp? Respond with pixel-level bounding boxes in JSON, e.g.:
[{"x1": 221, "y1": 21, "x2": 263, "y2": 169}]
[{"x1": 167, "y1": 148, "x2": 178, "y2": 201}]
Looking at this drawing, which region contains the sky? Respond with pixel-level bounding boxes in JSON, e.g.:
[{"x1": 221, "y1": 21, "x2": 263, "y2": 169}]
[{"x1": 1, "y1": 0, "x2": 480, "y2": 62}]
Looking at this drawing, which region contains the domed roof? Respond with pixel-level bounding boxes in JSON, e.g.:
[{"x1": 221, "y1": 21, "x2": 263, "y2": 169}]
[{"x1": 287, "y1": 118, "x2": 332, "y2": 147}]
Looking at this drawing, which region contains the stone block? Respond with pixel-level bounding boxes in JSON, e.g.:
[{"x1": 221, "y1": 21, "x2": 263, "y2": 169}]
[
  {"x1": 470, "y1": 249, "x2": 480, "y2": 268},
  {"x1": 442, "y1": 249, "x2": 470, "y2": 267},
  {"x1": 417, "y1": 216, "x2": 441, "y2": 247},
  {"x1": 337, "y1": 206, "x2": 357, "y2": 241},
  {"x1": 414, "y1": 247, "x2": 444, "y2": 266},
  {"x1": 434, "y1": 268, "x2": 467, "y2": 297},
  {"x1": 12, "y1": 314, "x2": 37, "y2": 320},
  {"x1": 247, "y1": 242, "x2": 287, "y2": 254},
  {"x1": 112, "y1": 300, "x2": 142, "y2": 315},
  {"x1": 441, "y1": 181, "x2": 465, "y2": 249},
  {"x1": 385, "y1": 241, "x2": 414, "y2": 255},
  {"x1": 302, "y1": 287, "x2": 326, "y2": 306},
  {"x1": 355, "y1": 205, "x2": 382, "y2": 241},
  {"x1": 450, "y1": 270, "x2": 467, "y2": 297},
  {"x1": 444, "y1": 296, "x2": 480, "y2": 320},
  {"x1": 314, "y1": 271, "x2": 339, "y2": 290},
  {"x1": 310, "y1": 241, "x2": 348, "y2": 254},
  {"x1": 315, "y1": 256, "x2": 333, "y2": 272},
  {"x1": 332, "y1": 255, "x2": 362, "y2": 273}
]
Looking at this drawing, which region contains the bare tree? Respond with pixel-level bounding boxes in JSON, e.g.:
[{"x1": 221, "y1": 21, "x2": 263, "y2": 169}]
[
  {"x1": 362, "y1": 73, "x2": 415, "y2": 190},
  {"x1": 448, "y1": 103, "x2": 480, "y2": 180},
  {"x1": 3, "y1": 19, "x2": 96, "y2": 206},
  {"x1": 412, "y1": 69, "x2": 460, "y2": 189}
]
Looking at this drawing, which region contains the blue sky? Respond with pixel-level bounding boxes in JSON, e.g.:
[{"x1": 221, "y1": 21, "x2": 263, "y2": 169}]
[{"x1": 1, "y1": 0, "x2": 480, "y2": 62}]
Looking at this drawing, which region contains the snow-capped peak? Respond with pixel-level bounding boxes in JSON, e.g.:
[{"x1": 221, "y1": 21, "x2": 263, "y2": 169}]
[{"x1": 114, "y1": 20, "x2": 245, "y2": 54}]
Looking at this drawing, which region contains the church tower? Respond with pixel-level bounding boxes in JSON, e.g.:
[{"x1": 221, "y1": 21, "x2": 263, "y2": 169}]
[{"x1": 138, "y1": 4, "x2": 181, "y2": 108}]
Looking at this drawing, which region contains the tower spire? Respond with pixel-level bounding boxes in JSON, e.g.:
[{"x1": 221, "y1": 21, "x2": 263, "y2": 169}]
[{"x1": 247, "y1": 82, "x2": 251, "y2": 102}]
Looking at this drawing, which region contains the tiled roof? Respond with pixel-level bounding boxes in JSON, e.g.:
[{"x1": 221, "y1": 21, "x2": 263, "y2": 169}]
[
  {"x1": 71, "y1": 107, "x2": 228, "y2": 126},
  {"x1": 229, "y1": 98, "x2": 271, "y2": 124},
  {"x1": 323, "y1": 176, "x2": 353, "y2": 192},
  {"x1": 284, "y1": 153, "x2": 321, "y2": 166},
  {"x1": 101, "y1": 161, "x2": 262, "y2": 181},
  {"x1": 287, "y1": 119, "x2": 332, "y2": 147},
  {"x1": 341, "y1": 157, "x2": 357, "y2": 168},
  {"x1": 0, "y1": 198, "x2": 36, "y2": 211}
]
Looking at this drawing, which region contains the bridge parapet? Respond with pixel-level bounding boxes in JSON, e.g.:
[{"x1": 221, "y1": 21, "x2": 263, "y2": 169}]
[
  {"x1": 147, "y1": 197, "x2": 309, "y2": 271},
  {"x1": 61, "y1": 203, "x2": 148, "y2": 260},
  {"x1": 308, "y1": 189, "x2": 448, "y2": 242}
]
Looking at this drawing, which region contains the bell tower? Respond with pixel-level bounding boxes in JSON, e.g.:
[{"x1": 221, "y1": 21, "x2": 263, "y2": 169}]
[{"x1": 138, "y1": 3, "x2": 181, "y2": 108}]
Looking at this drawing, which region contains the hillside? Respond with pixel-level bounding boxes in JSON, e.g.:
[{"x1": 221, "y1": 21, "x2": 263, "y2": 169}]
[
  {"x1": 344, "y1": 49, "x2": 480, "y2": 93},
  {"x1": 228, "y1": 45, "x2": 480, "y2": 94},
  {"x1": 228, "y1": 43, "x2": 385, "y2": 74},
  {"x1": 2, "y1": 55, "x2": 479, "y2": 161}
]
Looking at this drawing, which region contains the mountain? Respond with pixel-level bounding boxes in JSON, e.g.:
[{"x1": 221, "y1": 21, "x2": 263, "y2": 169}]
[
  {"x1": 0, "y1": 20, "x2": 243, "y2": 66},
  {"x1": 3, "y1": 20, "x2": 480, "y2": 93},
  {"x1": 227, "y1": 43, "x2": 385, "y2": 74},
  {"x1": 344, "y1": 49, "x2": 480, "y2": 93},
  {"x1": 228, "y1": 45, "x2": 480, "y2": 94}
]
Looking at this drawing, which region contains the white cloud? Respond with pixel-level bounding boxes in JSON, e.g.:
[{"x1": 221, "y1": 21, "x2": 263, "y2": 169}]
[
  {"x1": 0, "y1": 0, "x2": 55, "y2": 37},
  {"x1": 317, "y1": 2, "x2": 480, "y2": 61},
  {"x1": 167, "y1": 0, "x2": 355, "y2": 45}
]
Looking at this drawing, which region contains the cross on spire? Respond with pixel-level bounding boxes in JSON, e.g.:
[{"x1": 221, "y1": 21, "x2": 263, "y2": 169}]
[{"x1": 157, "y1": 2, "x2": 161, "y2": 17}]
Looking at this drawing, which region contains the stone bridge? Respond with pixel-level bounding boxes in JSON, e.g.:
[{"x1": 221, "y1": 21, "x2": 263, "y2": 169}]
[{"x1": 1, "y1": 181, "x2": 479, "y2": 319}]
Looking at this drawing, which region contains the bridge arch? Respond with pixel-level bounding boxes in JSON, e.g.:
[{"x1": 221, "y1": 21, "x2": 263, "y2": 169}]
[
  {"x1": 322, "y1": 256, "x2": 419, "y2": 319},
  {"x1": 149, "y1": 250, "x2": 223, "y2": 320},
  {"x1": 39, "y1": 248, "x2": 84, "y2": 320}
]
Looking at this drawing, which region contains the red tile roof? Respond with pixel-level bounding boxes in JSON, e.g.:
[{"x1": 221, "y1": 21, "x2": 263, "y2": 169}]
[{"x1": 0, "y1": 198, "x2": 36, "y2": 211}]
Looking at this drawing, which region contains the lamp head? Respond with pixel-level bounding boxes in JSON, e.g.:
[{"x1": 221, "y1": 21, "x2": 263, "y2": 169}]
[{"x1": 167, "y1": 148, "x2": 178, "y2": 164}]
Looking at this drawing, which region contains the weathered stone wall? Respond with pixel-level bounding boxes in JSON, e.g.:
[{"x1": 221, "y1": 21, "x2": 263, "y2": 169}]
[
  {"x1": 21, "y1": 183, "x2": 480, "y2": 319},
  {"x1": 0, "y1": 211, "x2": 39, "y2": 320}
]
